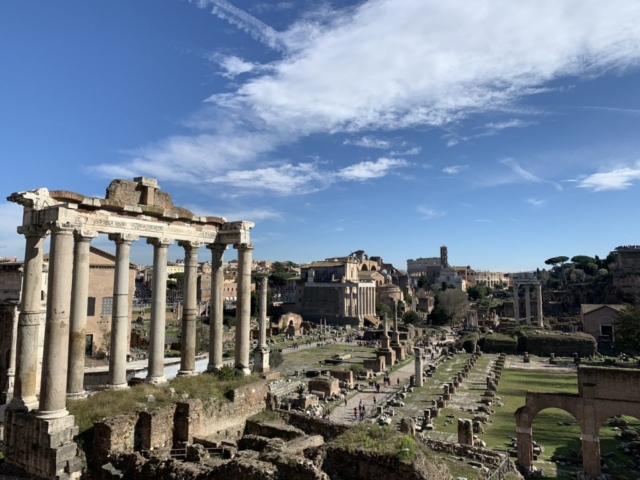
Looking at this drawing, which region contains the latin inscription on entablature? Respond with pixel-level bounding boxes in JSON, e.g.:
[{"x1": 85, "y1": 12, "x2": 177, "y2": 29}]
[{"x1": 74, "y1": 214, "x2": 219, "y2": 242}]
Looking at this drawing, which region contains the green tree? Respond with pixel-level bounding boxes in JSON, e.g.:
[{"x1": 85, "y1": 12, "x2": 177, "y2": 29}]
[
  {"x1": 417, "y1": 275, "x2": 428, "y2": 289},
  {"x1": 402, "y1": 310, "x2": 419, "y2": 325},
  {"x1": 467, "y1": 284, "x2": 487, "y2": 301},
  {"x1": 614, "y1": 304, "x2": 640, "y2": 354},
  {"x1": 376, "y1": 302, "x2": 392, "y2": 318},
  {"x1": 545, "y1": 256, "x2": 570, "y2": 284}
]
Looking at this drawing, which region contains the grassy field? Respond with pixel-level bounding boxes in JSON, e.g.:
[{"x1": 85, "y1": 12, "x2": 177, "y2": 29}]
[
  {"x1": 480, "y1": 365, "x2": 640, "y2": 480},
  {"x1": 273, "y1": 343, "x2": 376, "y2": 374}
]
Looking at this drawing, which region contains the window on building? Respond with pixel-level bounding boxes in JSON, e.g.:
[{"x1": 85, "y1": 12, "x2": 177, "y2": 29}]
[
  {"x1": 102, "y1": 297, "x2": 113, "y2": 315},
  {"x1": 87, "y1": 297, "x2": 96, "y2": 317},
  {"x1": 601, "y1": 325, "x2": 613, "y2": 338}
]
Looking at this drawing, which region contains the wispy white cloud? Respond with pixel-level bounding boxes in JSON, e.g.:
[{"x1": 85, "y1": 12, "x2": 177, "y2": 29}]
[
  {"x1": 499, "y1": 158, "x2": 563, "y2": 191},
  {"x1": 213, "y1": 54, "x2": 257, "y2": 78},
  {"x1": 343, "y1": 136, "x2": 390, "y2": 149},
  {"x1": 526, "y1": 197, "x2": 546, "y2": 207},
  {"x1": 459, "y1": 202, "x2": 474, "y2": 208},
  {"x1": 196, "y1": 0, "x2": 286, "y2": 51},
  {"x1": 442, "y1": 165, "x2": 469, "y2": 174},
  {"x1": 475, "y1": 218, "x2": 493, "y2": 223},
  {"x1": 210, "y1": 157, "x2": 409, "y2": 195},
  {"x1": 577, "y1": 162, "x2": 640, "y2": 191},
  {"x1": 390, "y1": 146, "x2": 421, "y2": 156},
  {"x1": 484, "y1": 119, "x2": 532, "y2": 131},
  {"x1": 337, "y1": 157, "x2": 408, "y2": 181},
  {"x1": 416, "y1": 206, "x2": 446, "y2": 220},
  {"x1": 95, "y1": 0, "x2": 640, "y2": 190}
]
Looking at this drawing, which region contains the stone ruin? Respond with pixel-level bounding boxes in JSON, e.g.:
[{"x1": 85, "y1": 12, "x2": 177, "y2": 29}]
[
  {"x1": 515, "y1": 365, "x2": 640, "y2": 477},
  {"x1": 3, "y1": 178, "x2": 255, "y2": 479}
]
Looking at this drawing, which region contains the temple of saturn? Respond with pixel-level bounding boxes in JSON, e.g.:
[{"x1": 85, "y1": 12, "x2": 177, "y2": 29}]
[
  {"x1": 512, "y1": 273, "x2": 543, "y2": 326},
  {"x1": 3, "y1": 177, "x2": 256, "y2": 479}
]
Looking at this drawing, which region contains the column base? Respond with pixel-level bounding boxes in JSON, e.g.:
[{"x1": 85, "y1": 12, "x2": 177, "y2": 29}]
[
  {"x1": 235, "y1": 366, "x2": 252, "y2": 377},
  {"x1": 207, "y1": 364, "x2": 223, "y2": 373},
  {"x1": 35, "y1": 408, "x2": 69, "y2": 420},
  {"x1": 7, "y1": 395, "x2": 39, "y2": 412},
  {"x1": 177, "y1": 370, "x2": 197, "y2": 377},
  {"x1": 253, "y1": 348, "x2": 270, "y2": 374},
  {"x1": 105, "y1": 382, "x2": 129, "y2": 391},
  {"x1": 66, "y1": 391, "x2": 88, "y2": 400},
  {"x1": 145, "y1": 375, "x2": 168, "y2": 385}
]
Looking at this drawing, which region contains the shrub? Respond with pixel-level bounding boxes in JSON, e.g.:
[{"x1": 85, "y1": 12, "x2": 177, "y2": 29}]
[
  {"x1": 523, "y1": 331, "x2": 596, "y2": 356},
  {"x1": 456, "y1": 331, "x2": 479, "y2": 353},
  {"x1": 484, "y1": 333, "x2": 518, "y2": 353},
  {"x1": 270, "y1": 349, "x2": 284, "y2": 368},
  {"x1": 396, "y1": 436, "x2": 416, "y2": 462}
]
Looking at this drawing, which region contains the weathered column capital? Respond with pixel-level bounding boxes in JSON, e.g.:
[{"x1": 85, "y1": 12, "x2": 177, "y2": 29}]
[
  {"x1": 45, "y1": 221, "x2": 75, "y2": 236},
  {"x1": 147, "y1": 237, "x2": 174, "y2": 248},
  {"x1": 74, "y1": 230, "x2": 98, "y2": 242},
  {"x1": 179, "y1": 240, "x2": 205, "y2": 250},
  {"x1": 18, "y1": 225, "x2": 49, "y2": 238},
  {"x1": 108, "y1": 232, "x2": 139, "y2": 244},
  {"x1": 233, "y1": 243, "x2": 254, "y2": 251},
  {"x1": 207, "y1": 243, "x2": 228, "y2": 252}
]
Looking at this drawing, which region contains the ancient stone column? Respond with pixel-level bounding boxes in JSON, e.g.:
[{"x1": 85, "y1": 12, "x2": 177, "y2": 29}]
[
  {"x1": 207, "y1": 244, "x2": 226, "y2": 372},
  {"x1": 37, "y1": 223, "x2": 75, "y2": 419},
  {"x1": 525, "y1": 284, "x2": 531, "y2": 325},
  {"x1": 414, "y1": 347, "x2": 423, "y2": 387},
  {"x1": 536, "y1": 283, "x2": 543, "y2": 327},
  {"x1": 67, "y1": 230, "x2": 98, "y2": 399},
  {"x1": 107, "y1": 233, "x2": 138, "y2": 390},
  {"x1": 178, "y1": 241, "x2": 202, "y2": 376},
  {"x1": 146, "y1": 237, "x2": 173, "y2": 384},
  {"x1": 513, "y1": 283, "x2": 520, "y2": 325},
  {"x1": 234, "y1": 243, "x2": 253, "y2": 375},
  {"x1": 457, "y1": 418, "x2": 474, "y2": 446},
  {"x1": 9, "y1": 227, "x2": 47, "y2": 412},
  {"x1": 254, "y1": 277, "x2": 270, "y2": 373},
  {"x1": 350, "y1": 286, "x2": 355, "y2": 317}
]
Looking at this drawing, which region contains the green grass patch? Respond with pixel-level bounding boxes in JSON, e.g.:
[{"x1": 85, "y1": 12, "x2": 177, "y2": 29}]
[
  {"x1": 68, "y1": 373, "x2": 258, "y2": 435},
  {"x1": 333, "y1": 424, "x2": 419, "y2": 463}
]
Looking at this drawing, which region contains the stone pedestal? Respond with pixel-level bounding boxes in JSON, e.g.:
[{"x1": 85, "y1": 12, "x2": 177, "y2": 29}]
[
  {"x1": 393, "y1": 345, "x2": 406, "y2": 361},
  {"x1": 4, "y1": 410, "x2": 82, "y2": 480}
]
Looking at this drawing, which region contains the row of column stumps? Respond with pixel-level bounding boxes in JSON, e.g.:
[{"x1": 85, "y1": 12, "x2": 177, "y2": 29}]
[
  {"x1": 513, "y1": 281, "x2": 543, "y2": 326},
  {"x1": 9, "y1": 224, "x2": 254, "y2": 419}
]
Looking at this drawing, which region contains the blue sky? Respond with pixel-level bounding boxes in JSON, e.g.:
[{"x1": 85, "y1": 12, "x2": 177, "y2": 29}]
[{"x1": 2, "y1": 0, "x2": 640, "y2": 272}]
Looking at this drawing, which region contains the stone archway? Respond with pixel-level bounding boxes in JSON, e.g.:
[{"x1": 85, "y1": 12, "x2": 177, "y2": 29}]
[{"x1": 515, "y1": 366, "x2": 640, "y2": 477}]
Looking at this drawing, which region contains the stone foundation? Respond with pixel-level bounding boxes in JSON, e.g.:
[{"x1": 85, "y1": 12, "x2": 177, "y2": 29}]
[{"x1": 4, "y1": 410, "x2": 82, "y2": 479}]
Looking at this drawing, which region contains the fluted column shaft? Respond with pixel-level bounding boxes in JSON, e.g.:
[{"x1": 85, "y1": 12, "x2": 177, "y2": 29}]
[
  {"x1": 525, "y1": 284, "x2": 531, "y2": 325},
  {"x1": 107, "y1": 233, "x2": 138, "y2": 389},
  {"x1": 207, "y1": 244, "x2": 226, "y2": 372},
  {"x1": 67, "y1": 231, "x2": 97, "y2": 399},
  {"x1": 147, "y1": 238, "x2": 172, "y2": 384},
  {"x1": 9, "y1": 227, "x2": 47, "y2": 411},
  {"x1": 537, "y1": 284, "x2": 543, "y2": 327},
  {"x1": 513, "y1": 283, "x2": 520, "y2": 325},
  {"x1": 259, "y1": 277, "x2": 268, "y2": 348},
  {"x1": 179, "y1": 241, "x2": 202, "y2": 376},
  {"x1": 234, "y1": 243, "x2": 253, "y2": 375},
  {"x1": 38, "y1": 224, "x2": 75, "y2": 419}
]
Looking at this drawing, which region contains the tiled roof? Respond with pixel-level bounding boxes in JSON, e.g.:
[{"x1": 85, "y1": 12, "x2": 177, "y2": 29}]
[{"x1": 580, "y1": 304, "x2": 625, "y2": 314}]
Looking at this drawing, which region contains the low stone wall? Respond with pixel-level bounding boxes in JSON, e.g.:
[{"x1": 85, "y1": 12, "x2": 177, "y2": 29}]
[
  {"x1": 93, "y1": 380, "x2": 269, "y2": 467},
  {"x1": 421, "y1": 437, "x2": 506, "y2": 466},
  {"x1": 322, "y1": 444, "x2": 452, "y2": 480},
  {"x1": 277, "y1": 411, "x2": 350, "y2": 441}
]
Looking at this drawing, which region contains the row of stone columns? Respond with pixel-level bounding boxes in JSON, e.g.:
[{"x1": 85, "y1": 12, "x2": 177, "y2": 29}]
[
  {"x1": 357, "y1": 285, "x2": 375, "y2": 317},
  {"x1": 10, "y1": 223, "x2": 254, "y2": 417},
  {"x1": 513, "y1": 283, "x2": 543, "y2": 326}
]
